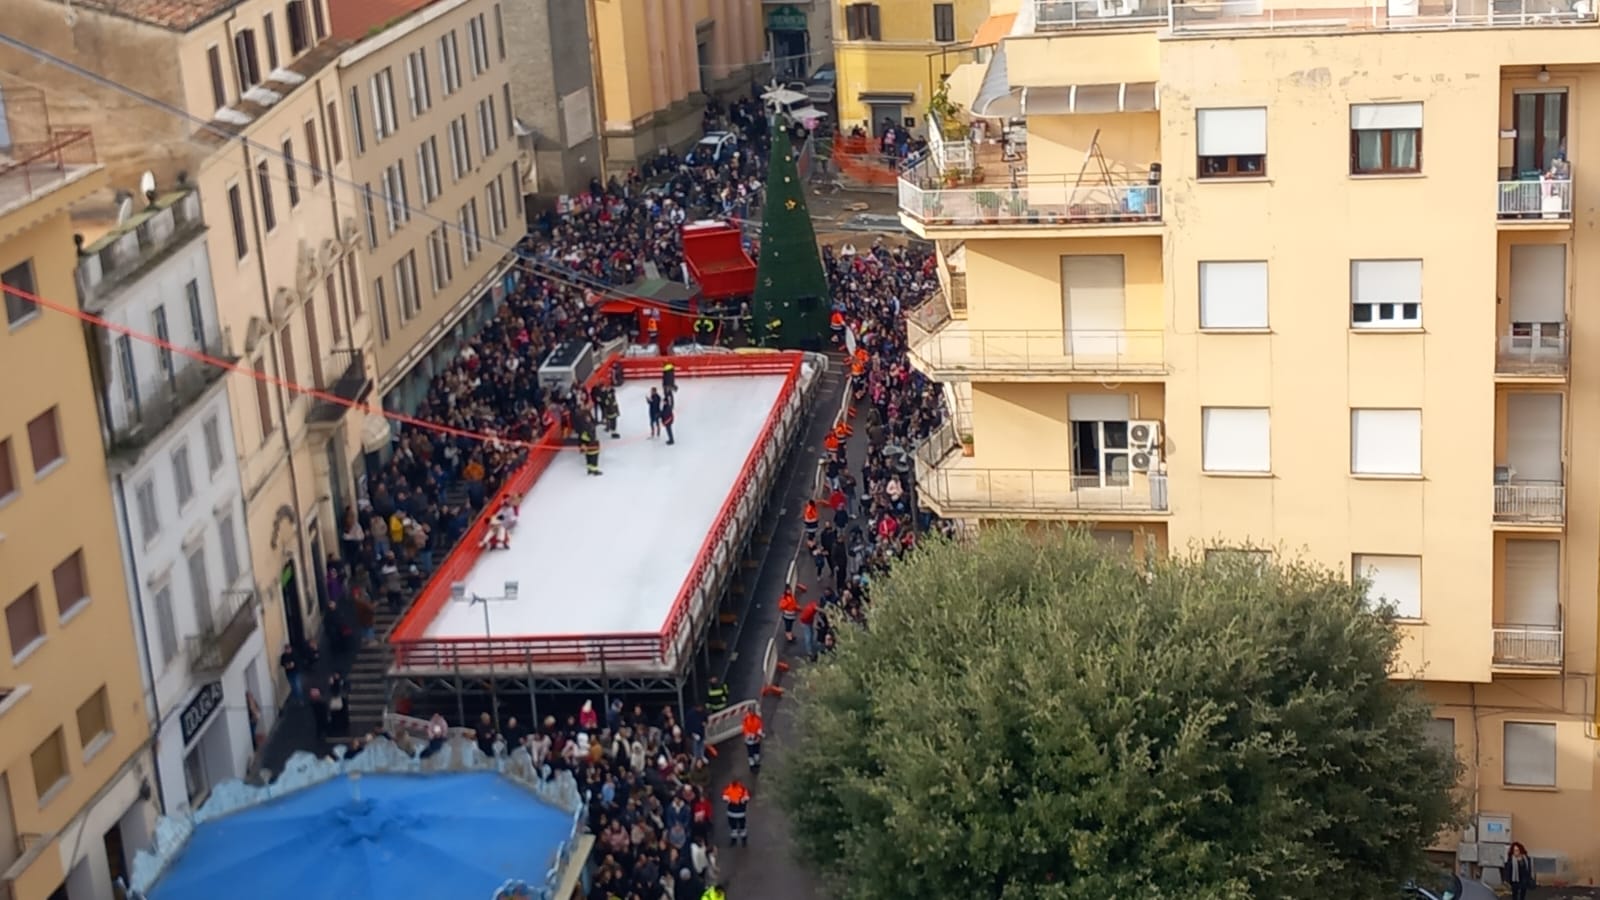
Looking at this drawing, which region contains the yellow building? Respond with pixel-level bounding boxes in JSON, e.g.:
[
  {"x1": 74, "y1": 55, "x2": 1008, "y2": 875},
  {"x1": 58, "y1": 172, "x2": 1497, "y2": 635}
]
[
  {"x1": 0, "y1": 110, "x2": 156, "y2": 900},
  {"x1": 831, "y1": 0, "x2": 998, "y2": 130},
  {"x1": 904, "y1": 1, "x2": 1600, "y2": 879},
  {"x1": 589, "y1": 0, "x2": 768, "y2": 169}
]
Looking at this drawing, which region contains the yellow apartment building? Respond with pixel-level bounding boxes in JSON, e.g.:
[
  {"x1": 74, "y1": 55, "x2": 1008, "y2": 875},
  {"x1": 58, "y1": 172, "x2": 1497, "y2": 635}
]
[
  {"x1": 590, "y1": 0, "x2": 769, "y2": 169},
  {"x1": 832, "y1": 0, "x2": 997, "y2": 130},
  {"x1": 3, "y1": 0, "x2": 380, "y2": 691},
  {"x1": 903, "y1": 0, "x2": 1600, "y2": 880},
  {"x1": 0, "y1": 112, "x2": 156, "y2": 900},
  {"x1": 332, "y1": 0, "x2": 526, "y2": 407}
]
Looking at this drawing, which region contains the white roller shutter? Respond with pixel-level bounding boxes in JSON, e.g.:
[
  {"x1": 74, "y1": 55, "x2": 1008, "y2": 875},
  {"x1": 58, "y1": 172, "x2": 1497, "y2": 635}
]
[
  {"x1": 1503, "y1": 722, "x2": 1557, "y2": 787},
  {"x1": 1351, "y1": 260, "x2": 1422, "y2": 306},
  {"x1": 1504, "y1": 539, "x2": 1560, "y2": 626},
  {"x1": 1062, "y1": 255, "x2": 1127, "y2": 358},
  {"x1": 1508, "y1": 245, "x2": 1566, "y2": 323},
  {"x1": 1197, "y1": 107, "x2": 1267, "y2": 157},
  {"x1": 1350, "y1": 102, "x2": 1423, "y2": 130},
  {"x1": 1201, "y1": 407, "x2": 1271, "y2": 473},
  {"x1": 1353, "y1": 554, "x2": 1422, "y2": 619},
  {"x1": 1199, "y1": 261, "x2": 1269, "y2": 329},
  {"x1": 1505, "y1": 393, "x2": 1562, "y2": 482},
  {"x1": 1068, "y1": 394, "x2": 1130, "y2": 422},
  {"x1": 1351, "y1": 409, "x2": 1422, "y2": 475}
]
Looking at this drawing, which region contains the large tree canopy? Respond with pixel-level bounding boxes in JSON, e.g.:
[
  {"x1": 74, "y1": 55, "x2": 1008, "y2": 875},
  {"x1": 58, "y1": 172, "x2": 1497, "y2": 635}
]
[{"x1": 779, "y1": 528, "x2": 1461, "y2": 900}]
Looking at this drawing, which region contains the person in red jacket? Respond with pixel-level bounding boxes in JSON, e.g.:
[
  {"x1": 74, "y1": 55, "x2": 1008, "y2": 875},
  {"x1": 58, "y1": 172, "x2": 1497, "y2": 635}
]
[
  {"x1": 798, "y1": 599, "x2": 820, "y2": 659},
  {"x1": 778, "y1": 590, "x2": 799, "y2": 642},
  {"x1": 741, "y1": 709, "x2": 765, "y2": 771},
  {"x1": 722, "y1": 780, "x2": 751, "y2": 847}
]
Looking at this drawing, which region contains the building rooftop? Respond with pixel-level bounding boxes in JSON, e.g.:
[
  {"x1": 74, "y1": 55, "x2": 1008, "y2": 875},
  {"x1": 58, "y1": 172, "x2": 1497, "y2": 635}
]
[
  {"x1": 330, "y1": 0, "x2": 446, "y2": 41},
  {"x1": 76, "y1": 188, "x2": 205, "y2": 310},
  {"x1": 196, "y1": 39, "x2": 349, "y2": 146},
  {"x1": 0, "y1": 89, "x2": 102, "y2": 223},
  {"x1": 56, "y1": 0, "x2": 245, "y2": 32}
]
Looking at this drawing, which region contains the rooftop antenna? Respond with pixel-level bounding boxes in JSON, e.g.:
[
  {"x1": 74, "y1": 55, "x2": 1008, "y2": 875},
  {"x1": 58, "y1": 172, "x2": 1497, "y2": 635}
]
[{"x1": 139, "y1": 170, "x2": 157, "y2": 207}]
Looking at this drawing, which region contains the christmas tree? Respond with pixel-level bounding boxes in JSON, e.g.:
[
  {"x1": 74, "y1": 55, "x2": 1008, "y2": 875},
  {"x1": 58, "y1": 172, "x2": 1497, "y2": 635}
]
[{"x1": 752, "y1": 123, "x2": 830, "y2": 350}]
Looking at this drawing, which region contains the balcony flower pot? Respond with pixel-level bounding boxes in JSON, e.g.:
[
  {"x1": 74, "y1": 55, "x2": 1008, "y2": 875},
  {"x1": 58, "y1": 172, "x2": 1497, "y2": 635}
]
[
  {"x1": 975, "y1": 190, "x2": 1001, "y2": 223},
  {"x1": 961, "y1": 434, "x2": 975, "y2": 457}
]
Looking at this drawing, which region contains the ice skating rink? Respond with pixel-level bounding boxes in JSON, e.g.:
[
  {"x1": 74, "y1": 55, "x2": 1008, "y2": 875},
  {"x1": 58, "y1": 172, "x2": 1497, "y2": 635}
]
[{"x1": 423, "y1": 374, "x2": 789, "y2": 639}]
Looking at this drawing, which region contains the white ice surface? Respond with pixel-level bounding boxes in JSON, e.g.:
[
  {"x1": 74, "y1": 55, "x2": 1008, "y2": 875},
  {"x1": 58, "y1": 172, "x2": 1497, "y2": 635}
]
[{"x1": 423, "y1": 374, "x2": 788, "y2": 639}]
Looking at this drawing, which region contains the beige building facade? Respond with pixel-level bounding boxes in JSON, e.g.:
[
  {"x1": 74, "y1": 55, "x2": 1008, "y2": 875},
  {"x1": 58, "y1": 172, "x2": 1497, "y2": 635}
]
[
  {"x1": 905, "y1": 1, "x2": 1600, "y2": 880},
  {"x1": 0, "y1": 118, "x2": 156, "y2": 900}
]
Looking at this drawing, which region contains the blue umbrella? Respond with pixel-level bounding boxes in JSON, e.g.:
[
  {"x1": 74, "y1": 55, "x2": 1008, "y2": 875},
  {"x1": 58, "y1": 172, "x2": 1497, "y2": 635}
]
[{"x1": 148, "y1": 772, "x2": 576, "y2": 900}]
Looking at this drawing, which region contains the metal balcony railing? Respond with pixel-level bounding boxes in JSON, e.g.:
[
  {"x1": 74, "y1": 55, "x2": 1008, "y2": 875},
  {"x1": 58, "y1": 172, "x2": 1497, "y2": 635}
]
[
  {"x1": 1492, "y1": 625, "x2": 1562, "y2": 668},
  {"x1": 107, "y1": 351, "x2": 228, "y2": 459},
  {"x1": 1164, "y1": 0, "x2": 1596, "y2": 34},
  {"x1": 308, "y1": 349, "x2": 372, "y2": 425},
  {"x1": 910, "y1": 326, "x2": 1166, "y2": 376},
  {"x1": 1497, "y1": 178, "x2": 1572, "y2": 220},
  {"x1": 899, "y1": 158, "x2": 1162, "y2": 229},
  {"x1": 1035, "y1": 0, "x2": 1173, "y2": 30},
  {"x1": 917, "y1": 465, "x2": 1170, "y2": 515},
  {"x1": 1493, "y1": 481, "x2": 1565, "y2": 524},
  {"x1": 1497, "y1": 324, "x2": 1568, "y2": 376},
  {"x1": 188, "y1": 590, "x2": 258, "y2": 676}
]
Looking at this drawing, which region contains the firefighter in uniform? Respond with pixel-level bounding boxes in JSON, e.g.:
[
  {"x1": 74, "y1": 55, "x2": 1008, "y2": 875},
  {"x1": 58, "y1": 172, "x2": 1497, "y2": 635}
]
[
  {"x1": 706, "y1": 675, "x2": 729, "y2": 712},
  {"x1": 829, "y1": 309, "x2": 846, "y2": 345},
  {"x1": 759, "y1": 317, "x2": 783, "y2": 347},
  {"x1": 742, "y1": 707, "x2": 765, "y2": 771},
  {"x1": 694, "y1": 315, "x2": 716, "y2": 345},
  {"x1": 580, "y1": 428, "x2": 602, "y2": 476},
  {"x1": 722, "y1": 779, "x2": 751, "y2": 847},
  {"x1": 599, "y1": 386, "x2": 621, "y2": 439},
  {"x1": 778, "y1": 589, "x2": 799, "y2": 643},
  {"x1": 738, "y1": 300, "x2": 753, "y2": 337},
  {"x1": 662, "y1": 361, "x2": 677, "y2": 396}
]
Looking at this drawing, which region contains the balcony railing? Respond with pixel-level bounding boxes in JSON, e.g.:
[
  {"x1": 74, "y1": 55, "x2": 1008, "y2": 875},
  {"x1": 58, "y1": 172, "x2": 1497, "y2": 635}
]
[
  {"x1": 107, "y1": 353, "x2": 228, "y2": 459},
  {"x1": 1035, "y1": 0, "x2": 1173, "y2": 30},
  {"x1": 1163, "y1": 0, "x2": 1597, "y2": 35},
  {"x1": 1497, "y1": 178, "x2": 1572, "y2": 220},
  {"x1": 1496, "y1": 324, "x2": 1567, "y2": 376},
  {"x1": 1493, "y1": 481, "x2": 1565, "y2": 524},
  {"x1": 308, "y1": 349, "x2": 372, "y2": 425},
  {"x1": 1492, "y1": 625, "x2": 1562, "y2": 668},
  {"x1": 0, "y1": 128, "x2": 97, "y2": 214},
  {"x1": 918, "y1": 465, "x2": 1170, "y2": 515},
  {"x1": 187, "y1": 590, "x2": 258, "y2": 676},
  {"x1": 899, "y1": 160, "x2": 1162, "y2": 229},
  {"x1": 910, "y1": 325, "x2": 1166, "y2": 376}
]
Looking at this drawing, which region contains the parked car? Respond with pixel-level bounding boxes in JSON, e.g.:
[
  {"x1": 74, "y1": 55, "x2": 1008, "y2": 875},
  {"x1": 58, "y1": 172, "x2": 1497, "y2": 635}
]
[
  {"x1": 1404, "y1": 874, "x2": 1498, "y2": 900},
  {"x1": 688, "y1": 131, "x2": 738, "y2": 165},
  {"x1": 804, "y1": 63, "x2": 836, "y2": 105}
]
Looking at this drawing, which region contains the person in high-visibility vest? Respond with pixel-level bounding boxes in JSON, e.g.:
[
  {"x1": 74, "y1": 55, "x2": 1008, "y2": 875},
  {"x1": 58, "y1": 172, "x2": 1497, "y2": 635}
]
[
  {"x1": 802, "y1": 500, "x2": 819, "y2": 540},
  {"x1": 706, "y1": 675, "x2": 729, "y2": 712},
  {"x1": 694, "y1": 317, "x2": 717, "y2": 344},
  {"x1": 829, "y1": 309, "x2": 846, "y2": 345},
  {"x1": 823, "y1": 431, "x2": 840, "y2": 456},
  {"x1": 645, "y1": 310, "x2": 660, "y2": 343},
  {"x1": 778, "y1": 589, "x2": 799, "y2": 643},
  {"x1": 662, "y1": 361, "x2": 677, "y2": 396},
  {"x1": 741, "y1": 708, "x2": 765, "y2": 771},
  {"x1": 580, "y1": 429, "x2": 603, "y2": 476},
  {"x1": 834, "y1": 419, "x2": 853, "y2": 440},
  {"x1": 701, "y1": 885, "x2": 727, "y2": 900},
  {"x1": 722, "y1": 779, "x2": 751, "y2": 847}
]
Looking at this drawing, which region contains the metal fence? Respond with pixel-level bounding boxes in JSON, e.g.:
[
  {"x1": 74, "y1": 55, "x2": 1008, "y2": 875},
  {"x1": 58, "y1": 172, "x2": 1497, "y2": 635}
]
[
  {"x1": 910, "y1": 326, "x2": 1166, "y2": 375},
  {"x1": 1492, "y1": 482, "x2": 1564, "y2": 523},
  {"x1": 1497, "y1": 179, "x2": 1572, "y2": 219},
  {"x1": 1492, "y1": 625, "x2": 1562, "y2": 668},
  {"x1": 917, "y1": 466, "x2": 1170, "y2": 515}
]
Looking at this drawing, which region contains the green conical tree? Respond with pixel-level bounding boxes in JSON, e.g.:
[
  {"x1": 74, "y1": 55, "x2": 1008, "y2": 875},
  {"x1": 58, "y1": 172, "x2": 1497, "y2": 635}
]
[{"x1": 752, "y1": 124, "x2": 831, "y2": 350}]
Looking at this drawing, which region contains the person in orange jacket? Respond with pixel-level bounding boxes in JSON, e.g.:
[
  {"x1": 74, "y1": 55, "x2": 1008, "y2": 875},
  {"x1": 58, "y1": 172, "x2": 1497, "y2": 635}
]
[
  {"x1": 722, "y1": 779, "x2": 751, "y2": 847},
  {"x1": 802, "y1": 499, "x2": 819, "y2": 540},
  {"x1": 834, "y1": 419, "x2": 853, "y2": 440},
  {"x1": 778, "y1": 589, "x2": 799, "y2": 642},
  {"x1": 741, "y1": 708, "x2": 765, "y2": 771}
]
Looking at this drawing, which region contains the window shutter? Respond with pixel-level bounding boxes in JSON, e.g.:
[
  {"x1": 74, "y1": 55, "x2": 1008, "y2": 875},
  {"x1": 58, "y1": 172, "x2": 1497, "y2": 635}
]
[
  {"x1": 1503, "y1": 540, "x2": 1560, "y2": 626},
  {"x1": 1068, "y1": 394, "x2": 1130, "y2": 422},
  {"x1": 1508, "y1": 244, "x2": 1565, "y2": 322},
  {"x1": 1353, "y1": 554, "x2": 1421, "y2": 618},
  {"x1": 1503, "y1": 722, "x2": 1556, "y2": 786},
  {"x1": 1350, "y1": 102, "x2": 1423, "y2": 130},
  {"x1": 1197, "y1": 107, "x2": 1267, "y2": 156},
  {"x1": 1199, "y1": 261, "x2": 1268, "y2": 328},
  {"x1": 1351, "y1": 260, "x2": 1422, "y2": 305},
  {"x1": 868, "y1": 4, "x2": 881, "y2": 39},
  {"x1": 1350, "y1": 408, "x2": 1422, "y2": 475},
  {"x1": 1201, "y1": 407, "x2": 1270, "y2": 473}
]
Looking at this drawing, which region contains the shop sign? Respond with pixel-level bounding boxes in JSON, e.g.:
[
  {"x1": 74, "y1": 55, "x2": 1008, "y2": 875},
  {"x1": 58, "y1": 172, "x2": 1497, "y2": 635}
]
[
  {"x1": 768, "y1": 5, "x2": 807, "y2": 30},
  {"x1": 181, "y1": 681, "x2": 225, "y2": 746}
]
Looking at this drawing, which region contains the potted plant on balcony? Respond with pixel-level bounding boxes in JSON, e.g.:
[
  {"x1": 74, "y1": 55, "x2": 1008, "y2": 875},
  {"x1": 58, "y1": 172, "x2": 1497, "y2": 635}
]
[
  {"x1": 1003, "y1": 192, "x2": 1033, "y2": 223},
  {"x1": 975, "y1": 190, "x2": 1001, "y2": 223},
  {"x1": 960, "y1": 433, "x2": 975, "y2": 457}
]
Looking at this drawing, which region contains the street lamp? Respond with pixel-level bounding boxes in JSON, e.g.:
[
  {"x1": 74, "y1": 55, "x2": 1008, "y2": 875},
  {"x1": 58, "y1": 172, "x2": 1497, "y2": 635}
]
[{"x1": 451, "y1": 580, "x2": 518, "y2": 735}]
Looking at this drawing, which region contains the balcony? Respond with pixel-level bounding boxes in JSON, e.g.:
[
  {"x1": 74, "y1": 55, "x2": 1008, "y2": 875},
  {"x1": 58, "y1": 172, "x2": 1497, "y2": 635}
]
[
  {"x1": 307, "y1": 349, "x2": 373, "y2": 427},
  {"x1": 1492, "y1": 625, "x2": 1563, "y2": 670},
  {"x1": 78, "y1": 190, "x2": 205, "y2": 305},
  {"x1": 1034, "y1": 0, "x2": 1172, "y2": 29},
  {"x1": 0, "y1": 88, "x2": 100, "y2": 217},
  {"x1": 908, "y1": 315, "x2": 1165, "y2": 380},
  {"x1": 1497, "y1": 176, "x2": 1572, "y2": 223},
  {"x1": 107, "y1": 353, "x2": 229, "y2": 462},
  {"x1": 899, "y1": 156, "x2": 1161, "y2": 233},
  {"x1": 1496, "y1": 324, "x2": 1567, "y2": 378},
  {"x1": 1493, "y1": 481, "x2": 1565, "y2": 525},
  {"x1": 187, "y1": 590, "x2": 258, "y2": 676},
  {"x1": 917, "y1": 457, "x2": 1170, "y2": 518},
  {"x1": 1161, "y1": 0, "x2": 1596, "y2": 35}
]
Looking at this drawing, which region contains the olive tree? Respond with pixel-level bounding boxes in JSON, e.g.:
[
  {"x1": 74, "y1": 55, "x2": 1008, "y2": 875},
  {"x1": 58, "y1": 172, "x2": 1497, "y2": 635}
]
[{"x1": 778, "y1": 527, "x2": 1461, "y2": 900}]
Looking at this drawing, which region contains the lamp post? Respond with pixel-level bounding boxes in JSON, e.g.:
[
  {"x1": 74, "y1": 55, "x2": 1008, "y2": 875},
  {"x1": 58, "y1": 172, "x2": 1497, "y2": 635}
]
[{"x1": 453, "y1": 579, "x2": 518, "y2": 734}]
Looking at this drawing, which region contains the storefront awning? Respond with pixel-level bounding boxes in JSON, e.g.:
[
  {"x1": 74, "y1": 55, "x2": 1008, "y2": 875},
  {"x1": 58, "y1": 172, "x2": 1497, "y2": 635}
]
[
  {"x1": 971, "y1": 13, "x2": 1017, "y2": 46},
  {"x1": 973, "y1": 48, "x2": 1158, "y2": 119}
]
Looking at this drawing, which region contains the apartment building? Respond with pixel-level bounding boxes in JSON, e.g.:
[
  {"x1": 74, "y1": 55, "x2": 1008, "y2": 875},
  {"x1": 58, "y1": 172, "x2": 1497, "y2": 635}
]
[
  {"x1": 494, "y1": 0, "x2": 603, "y2": 198},
  {"x1": 75, "y1": 186, "x2": 273, "y2": 816},
  {"x1": 4, "y1": 0, "x2": 383, "y2": 684},
  {"x1": 902, "y1": 0, "x2": 1600, "y2": 878},
  {"x1": 831, "y1": 0, "x2": 995, "y2": 130},
  {"x1": 332, "y1": 0, "x2": 526, "y2": 410},
  {"x1": 588, "y1": 0, "x2": 769, "y2": 171},
  {"x1": 0, "y1": 105, "x2": 156, "y2": 900}
]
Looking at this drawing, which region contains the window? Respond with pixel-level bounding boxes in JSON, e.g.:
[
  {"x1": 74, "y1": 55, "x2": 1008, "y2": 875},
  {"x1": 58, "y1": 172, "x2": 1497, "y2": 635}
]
[
  {"x1": 346, "y1": 256, "x2": 364, "y2": 318},
  {"x1": 75, "y1": 687, "x2": 110, "y2": 750},
  {"x1": 478, "y1": 96, "x2": 500, "y2": 158},
  {"x1": 326, "y1": 274, "x2": 342, "y2": 342},
  {"x1": 1068, "y1": 394, "x2": 1132, "y2": 489},
  {"x1": 152, "y1": 584, "x2": 178, "y2": 664},
  {"x1": 304, "y1": 300, "x2": 323, "y2": 388},
  {"x1": 172, "y1": 445, "x2": 195, "y2": 507},
  {"x1": 287, "y1": 0, "x2": 310, "y2": 54},
  {"x1": 227, "y1": 183, "x2": 248, "y2": 259},
  {"x1": 468, "y1": 14, "x2": 490, "y2": 76},
  {"x1": 502, "y1": 83, "x2": 513, "y2": 140},
  {"x1": 207, "y1": 45, "x2": 227, "y2": 110},
  {"x1": 188, "y1": 544, "x2": 213, "y2": 634},
  {"x1": 233, "y1": 29, "x2": 261, "y2": 91},
  {"x1": 487, "y1": 175, "x2": 508, "y2": 236},
  {"x1": 427, "y1": 226, "x2": 453, "y2": 293},
  {"x1": 348, "y1": 87, "x2": 366, "y2": 156},
  {"x1": 459, "y1": 199, "x2": 482, "y2": 263},
  {"x1": 218, "y1": 512, "x2": 242, "y2": 586},
  {"x1": 448, "y1": 115, "x2": 471, "y2": 179},
  {"x1": 263, "y1": 12, "x2": 280, "y2": 69},
  {"x1": 303, "y1": 120, "x2": 322, "y2": 184},
  {"x1": 254, "y1": 356, "x2": 275, "y2": 442},
  {"x1": 1427, "y1": 718, "x2": 1456, "y2": 754},
  {"x1": 405, "y1": 50, "x2": 432, "y2": 118},
  {"x1": 1197, "y1": 107, "x2": 1267, "y2": 178},
  {"x1": 255, "y1": 160, "x2": 276, "y2": 231},
  {"x1": 326, "y1": 101, "x2": 343, "y2": 163},
  {"x1": 30, "y1": 730, "x2": 66, "y2": 802},
  {"x1": 186, "y1": 279, "x2": 205, "y2": 347},
  {"x1": 374, "y1": 276, "x2": 391, "y2": 342},
  {"x1": 440, "y1": 32, "x2": 463, "y2": 95},
  {"x1": 493, "y1": 4, "x2": 506, "y2": 60},
  {"x1": 845, "y1": 3, "x2": 882, "y2": 39},
  {"x1": 381, "y1": 163, "x2": 410, "y2": 233},
  {"x1": 1198, "y1": 261, "x2": 1268, "y2": 330},
  {"x1": 370, "y1": 69, "x2": 398, "y2": 142},
  {"x1": 115, "y1": 335, "x2": 140, "y2": 418},
  {"x1": 148, "y1": 307, "x2": 174, "y2": 386},
  {"x1": 1351, "y1": 408, "x2": 1422, "y2": 476},
  {"x1": 312, "y1": 0, "x2": 326, "y2": 39},
  {"x1": 416, "y1": 137, "x2": 442, "y2": 205},
  {"x1": 394, "y1": 252, "x2": 421, "y2": 321},
  {"x1": 282, "y1": 139, "x2": 300, "y2": 207},
  {"x1": 0, "y1": 439, "x2": 14, "y2": 502},
  {"x1": 3, "y1": 259, "x2": 39, "y2": 328},
  {"x1": 933, "y1": 3, "x2": 956, "y2": 41},
  {"x1": 278, "y1": 324, "x2": 297, "y2": 389},
  {"x1": 135, "y1": 479, "x2": 159, "y2": 541},
  {"x1": 203, "y1": 416, "x2": 224, "y2": 474},
  {"x1": 52, "y1": 550, "x2": 87, "y2": 617},
  {"x1": 1201, "y1": 407, "x2": 1270, "y2": 473},
  {"x1": 184, "y1": 743, "x2": 209, "y2": 807},
  {"x1": 1503, "y1": 721, "x2": 1557, "y2": 787},
  {"x1": 362, "y1": 184, "x2": 379, "y2": 248},
  {"x1": 1350, "y1": 259, "x2": 1422, "y2": 329},
  {"x1": 7, "y1": 587, "x2": 43, "y2": 659},
  {"x1": 1514, "y1": 90, "x2": 1567, "y2": 175},
  {"x1": 1353, "y1": 554, "x2": 1422, "y2": 619},
  {"x1": 1350, "y1": 102, "x2": 1422, "y2": 175},
  {"x1": 26, "y1": 408, "x2": 61, "y2": 474}
]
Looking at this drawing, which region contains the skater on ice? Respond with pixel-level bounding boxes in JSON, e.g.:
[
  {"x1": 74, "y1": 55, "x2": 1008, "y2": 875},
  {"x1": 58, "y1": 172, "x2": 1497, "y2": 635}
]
[
  {"x1": 648, "y1": 387, "x2": 664, "y2": 439},
  {"x1": 661, "y1": 390, "x2": 677, "y2": 445},
  {"x1": 479, "y1": 493, "x2": 521, "y2": 550}
]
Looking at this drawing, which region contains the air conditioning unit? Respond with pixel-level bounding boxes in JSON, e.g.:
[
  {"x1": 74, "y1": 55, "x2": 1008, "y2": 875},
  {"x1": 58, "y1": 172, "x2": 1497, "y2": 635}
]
[{"x1": 1129, "y1": 419, "x2": 1161, "y2": 452}]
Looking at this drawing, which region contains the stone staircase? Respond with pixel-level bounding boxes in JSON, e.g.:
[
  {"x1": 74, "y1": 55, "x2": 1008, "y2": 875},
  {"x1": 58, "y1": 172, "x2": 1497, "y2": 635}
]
[{"x1": 346, "y1": 601, "x2": 403, "y2": 738}]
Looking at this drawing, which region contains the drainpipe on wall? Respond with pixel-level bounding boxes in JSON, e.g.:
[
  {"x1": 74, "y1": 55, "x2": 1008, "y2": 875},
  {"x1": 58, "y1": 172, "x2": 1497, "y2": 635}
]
[
  {"x1": 586, "y1": 0, "x2": 610, "y2": 176},
  {"x1": 314, "y1": 78, "x2": 357, "y2": 350}
]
